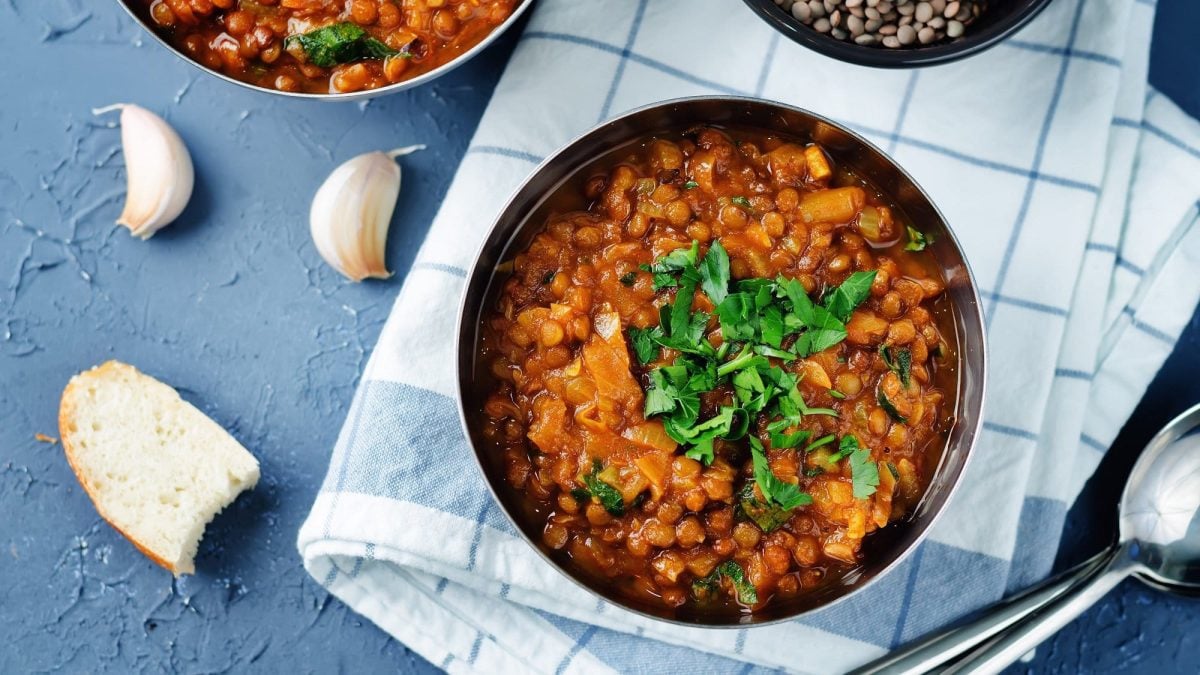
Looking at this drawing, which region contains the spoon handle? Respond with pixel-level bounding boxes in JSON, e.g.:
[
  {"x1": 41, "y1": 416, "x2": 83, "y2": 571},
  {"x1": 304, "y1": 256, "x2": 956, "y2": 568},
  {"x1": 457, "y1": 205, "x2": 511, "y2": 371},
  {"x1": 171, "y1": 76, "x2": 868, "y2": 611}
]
[
  {"x1": 944, "y1": 546, "x2": 1136, "y2": 675},
  {"x1": 848, "y1": 548, "x2": 1113, "y2": 675}
]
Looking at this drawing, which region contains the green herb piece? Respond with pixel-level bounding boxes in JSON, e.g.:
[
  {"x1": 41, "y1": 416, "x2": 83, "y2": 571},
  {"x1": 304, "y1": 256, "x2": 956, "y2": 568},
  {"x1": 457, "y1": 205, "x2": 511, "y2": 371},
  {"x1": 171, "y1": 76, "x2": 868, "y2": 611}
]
[
  {"x1": 580, "y1": 459, "x2": 625, "y2": 516},
  {"x1": 829, "y1": 389, "x2": 846, "y2": 399},
  {"x1": 643, "y1": 369, "x2": 677, "y2": 416},
  {"x1": 887, "y1": 461, "x2": 900, "y2": 480},
  {"x1": 287, "y1": 22, "x2": 404, "y2": 68},
  {"x1": 832, "y1": 434, "x2": 861, "y2": 462},
  {"x1": 712, "y1": 561, "x2": 759, "y2": 605},
  {"x1": 739, "y1": 488, "x2": 793, "y2": 532},
  {"x1": 804, "y1": 466, "x2": 825, "y2": 477},
  {"x1": 715, "y1": 346, "x2": 766, "y2": 377},
  {"x1": 904, "y1": 226, "x2": 930, "y2": 252},
  {"x1": 750, "y1": 437, "x2": 812, "y2": 510},
  {"x1": 569, "y1": 487, "x2": 590, "y2": 504},
  {"x1": 782, "y1": 280, "x2": 848, "y2": 356},
  {"x1": 644, "y1": 242, "x2": 698, "y2": 276},
  {"x1": 698, "y1": 240, "x2": 730, "y2": 305},
  {"x1": 716, "y1": 292, "x2": 756, "y2": 342},
  {"x1": 849, "y1": 448, "x2": 880, "y2": 499},
  {"x1": 677, "y1": 406, "x2": 744, "y2": 464},
  {"x1": 767, "y1": 417, "x2": 810, "y2": 449},
  {"x1": 730, "y1": 196, "x2": 753, "y2": 209},
  {"x1": 803, "y1": 434, "x2": 837, "y2": 453},
  {"x1": 540, "y1": 270, "x2": 556, "y2": 285},
  {"x1": 753, "y1": 345, "x2": 796, "y2": 361},
  {"x1": 628, "y1": 326, "x2": 661, "y2": 365},
  {"x1": 619, "y1": 271, "x2": 638, "y2": 286},
  {"x1": 877, "y1": 388, "x2": 908, "y2": 423},
  {"x1": 879, "y1": 345, "x2": 913, "y2": 388},
  {"x1": 825, "y1": 270, "x2": 878, "y2": 323},
  {"x1": 683, "y1": 180, "x2": 699, "y2": 190}
]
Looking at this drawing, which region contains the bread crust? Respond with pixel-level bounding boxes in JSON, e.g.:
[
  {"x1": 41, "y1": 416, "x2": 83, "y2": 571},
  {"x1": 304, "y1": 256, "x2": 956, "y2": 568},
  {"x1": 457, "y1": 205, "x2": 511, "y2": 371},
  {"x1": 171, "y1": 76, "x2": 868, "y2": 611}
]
[{"x1": 59, "y1": 361, "x2": 182, "y2": 575}]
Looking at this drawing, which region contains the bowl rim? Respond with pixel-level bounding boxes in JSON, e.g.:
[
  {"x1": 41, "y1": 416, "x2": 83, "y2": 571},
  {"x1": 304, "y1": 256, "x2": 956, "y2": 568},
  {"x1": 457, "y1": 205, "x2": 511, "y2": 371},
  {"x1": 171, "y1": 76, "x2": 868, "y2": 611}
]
[
  {"x1": 114, "y1": 0, "x2": 532, "y2": 101},
  {"x1": 740, "y1": 0, "x2": 1055, "y2": 68},
  {"x1": 454, "y1": 94, "x2": 988, "y2": 629}
]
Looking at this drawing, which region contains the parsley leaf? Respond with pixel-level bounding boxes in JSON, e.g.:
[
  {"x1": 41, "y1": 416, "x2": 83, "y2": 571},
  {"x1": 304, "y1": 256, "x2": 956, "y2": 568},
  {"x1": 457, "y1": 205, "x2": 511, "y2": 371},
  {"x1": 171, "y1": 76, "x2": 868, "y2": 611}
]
[
  {"x1": 767, "y1": 418, "x2": 810, "y2": 449},
  {"x1": 698, "y1": 240, "x2": 730, "y2": 305},
  {"x1": 619, "y1": 271, "x2": 638, "y2": 286},
  {"x1": 580, "y1": 460, "x2": 625, "y2": 515},
  {"x1": 693, "y1": 560, "x2": 758, "y2": 605},
  {"x1": 750, "y1": 437, "x2": 812, "y2": 510},
  {"x1": 683, "y1": 180, "x2": 699, "y2": 190},
  {"x1": 849, "y1": 448, "x2": 880, "y2": 499},
  {"x1": 643, "y1": 369, "x2": 677, "y2": 416},
  {"x1": 832, "y1": 434, "x2": 861, "y2": 461},
  {"x1": 825, "y1": 270, "x2": 878, "y2": 323},
  {"x1": 879, "y1": 345, "x2": 912, "y2": 387},
  {"x1": 904, "y1": 226, "x2": 930, "y2": 252},
  {"x1": 804, "y1": 434, "x2": 837, "y2": 452},
  {"x1": 628, "y1": 326, "x2": 661, "y2": 365},
  {"x1": 738, "y1": 481, "x2": 793, "y2": 532},
  {"x1": 730, "y1": 196, "x2": 752, "y2": 209},
  {"x1": 288, "y1": 22, "x2": 404, "y2": 68},
  {"x1": 877, "y1": 388, "x2": 908, "y2": 423},
  {"x1": 715, "y1": 560, "x2": 758, "y2": 605}
]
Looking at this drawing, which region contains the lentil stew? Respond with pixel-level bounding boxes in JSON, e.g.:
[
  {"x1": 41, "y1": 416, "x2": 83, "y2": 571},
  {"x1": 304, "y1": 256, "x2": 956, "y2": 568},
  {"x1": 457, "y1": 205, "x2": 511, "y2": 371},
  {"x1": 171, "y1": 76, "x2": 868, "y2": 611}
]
[
  {"x1": 474, "y1": 124, "x2": 961, "y2": 619},
  {"x1": 130, "y1": 0, "x2": 520, "y2": 94}
]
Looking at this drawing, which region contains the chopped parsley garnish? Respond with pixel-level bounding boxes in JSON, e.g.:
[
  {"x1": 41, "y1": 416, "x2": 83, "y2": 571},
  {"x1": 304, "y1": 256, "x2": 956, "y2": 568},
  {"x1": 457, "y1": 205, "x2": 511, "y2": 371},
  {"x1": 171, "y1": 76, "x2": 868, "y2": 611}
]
[
  {"x1": 287, "y1": 22, "x2": 406, "y2": 68},
  {"x1": 683, "y1": 180, "x2": 700, "y2": 190},
  {"x1": 730, "y1": 196, "x2": 753, "y2": 209},
  {"x1": 627, "y1": 241, "x2": 877, "y2": 464},
  {"x1": 619, "y1": 271, "x2": 638, "y2": 286},
  {"x1": 750, "y1": 437, "x2": 812, "y2": 510},
  {"x1": 738, "y1": 481, "x2": 793, "y2": 532},
  {"x1": 804, "y1": 434, "x2": 837, "y2": 453},
  {"x1": 824, "y1": 271, "x2": 877, "y2": 323},
  {"x1": 877, "y1": 388, "x2": 908, "y2": 423},
  {"x1": 694, "y1": 560, "x2": 758, "y2": 605},
  {"x1": 849, "y1": 447, "x2": 880, "y2": 499},
  {"x1": 698, "y1": 240, "x2": 730, "y2": 305},
  {"x1": 904, "y1": 225, "x2": 930, "y2": 252},
  {"x1": 579, "y1": 459, "x2": 625, "y2": 516},
  {"x1": 879, "y1": 345, "x2": 912, "y2": 387}
]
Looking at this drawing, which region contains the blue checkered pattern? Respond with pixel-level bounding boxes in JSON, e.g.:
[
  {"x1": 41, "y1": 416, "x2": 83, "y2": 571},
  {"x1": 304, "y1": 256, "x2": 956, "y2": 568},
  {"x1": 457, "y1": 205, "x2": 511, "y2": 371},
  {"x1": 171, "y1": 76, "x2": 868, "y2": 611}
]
[{"x1": 298, "y1": 0, "x2": 1200, "y2": 672}]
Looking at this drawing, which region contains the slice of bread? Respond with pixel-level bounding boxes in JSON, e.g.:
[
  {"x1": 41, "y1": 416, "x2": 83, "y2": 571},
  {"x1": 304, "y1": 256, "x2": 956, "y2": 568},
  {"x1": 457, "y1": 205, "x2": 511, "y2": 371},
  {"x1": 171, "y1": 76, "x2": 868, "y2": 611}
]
[{"x1": 59, "y1": 361, "x2": 260, "y2": 575}]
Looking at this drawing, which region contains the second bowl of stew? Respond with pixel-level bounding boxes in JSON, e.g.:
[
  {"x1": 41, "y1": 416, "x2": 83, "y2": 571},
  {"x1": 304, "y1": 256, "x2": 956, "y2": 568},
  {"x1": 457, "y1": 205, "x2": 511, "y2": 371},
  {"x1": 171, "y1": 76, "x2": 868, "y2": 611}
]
[
  {"x1": 118, "y1": 0, "x2": 531, "y2": 98},
  {"x1": 457, "y1": 97, "x2": 987, "y2": 626}
]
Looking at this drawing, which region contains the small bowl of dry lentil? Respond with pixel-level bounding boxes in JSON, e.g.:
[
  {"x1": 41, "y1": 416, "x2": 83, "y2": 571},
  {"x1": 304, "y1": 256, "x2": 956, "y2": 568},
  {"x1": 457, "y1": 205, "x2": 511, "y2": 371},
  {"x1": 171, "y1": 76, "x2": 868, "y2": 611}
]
[
  {"x1": 743, "y1": 0, "x2": 1052, "y2": 67},
  {"x1": 117, "y1": 0, "x2": 531, "y2": 99}
]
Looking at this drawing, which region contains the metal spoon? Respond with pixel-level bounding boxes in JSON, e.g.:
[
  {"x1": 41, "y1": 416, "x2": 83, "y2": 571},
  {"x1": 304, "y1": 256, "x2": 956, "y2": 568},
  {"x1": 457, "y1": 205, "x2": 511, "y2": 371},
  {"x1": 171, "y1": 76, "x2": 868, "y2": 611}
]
[{"x1": 854, "y1": 402, "x2": 1200, "y2": 675}]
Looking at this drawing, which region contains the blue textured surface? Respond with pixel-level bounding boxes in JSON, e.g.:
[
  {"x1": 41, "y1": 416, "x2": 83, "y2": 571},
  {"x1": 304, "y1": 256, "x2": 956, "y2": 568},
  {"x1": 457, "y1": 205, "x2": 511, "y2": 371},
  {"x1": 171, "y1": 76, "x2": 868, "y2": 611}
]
[{"x1": 0, "y1": 1, "x2": 1194, "y2": 673}]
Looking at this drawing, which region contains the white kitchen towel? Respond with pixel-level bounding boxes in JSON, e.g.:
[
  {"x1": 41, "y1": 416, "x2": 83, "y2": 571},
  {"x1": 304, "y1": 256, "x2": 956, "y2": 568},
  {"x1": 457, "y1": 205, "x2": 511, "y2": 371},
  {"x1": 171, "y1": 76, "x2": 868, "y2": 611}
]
[{"x1": 298, "y1": 0, "x2": 1200, "y2": 672}]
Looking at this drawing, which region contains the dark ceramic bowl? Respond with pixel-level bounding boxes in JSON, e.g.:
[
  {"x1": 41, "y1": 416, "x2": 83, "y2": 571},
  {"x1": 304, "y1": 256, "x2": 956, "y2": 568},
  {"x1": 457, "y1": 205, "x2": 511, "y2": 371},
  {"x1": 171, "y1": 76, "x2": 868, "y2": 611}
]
[
  {"x1": 742, "y1": 0, "x2": 1054, "y2": 68},
  {"x1": 114, "y1": 0, "x2": 531, "y2": 100},
  {"x1": 456, "y1": 96, "x2": 988, "y2": 626}
]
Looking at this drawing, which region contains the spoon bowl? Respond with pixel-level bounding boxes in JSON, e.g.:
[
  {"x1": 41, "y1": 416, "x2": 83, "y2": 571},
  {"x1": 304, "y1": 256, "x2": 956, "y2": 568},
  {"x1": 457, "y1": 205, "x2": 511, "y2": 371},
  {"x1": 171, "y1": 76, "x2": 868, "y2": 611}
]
[
  {"x1": 855, "y1": 401, "x2": 1200, "y2": 675},
  {"x1": 1120, "y1": 404, "x2": 1200, "y2": 593}
]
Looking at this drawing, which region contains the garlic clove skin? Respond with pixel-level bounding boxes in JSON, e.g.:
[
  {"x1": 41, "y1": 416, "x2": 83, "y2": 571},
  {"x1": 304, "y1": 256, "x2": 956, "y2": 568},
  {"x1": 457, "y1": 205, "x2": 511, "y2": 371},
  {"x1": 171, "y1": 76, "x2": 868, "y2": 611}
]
[
  {"x1": 93, "y1": 104, "x2": 195, "y2": 240},
  {"x1": 310, "y1": 145, "x2": 423, "y2": 282}
]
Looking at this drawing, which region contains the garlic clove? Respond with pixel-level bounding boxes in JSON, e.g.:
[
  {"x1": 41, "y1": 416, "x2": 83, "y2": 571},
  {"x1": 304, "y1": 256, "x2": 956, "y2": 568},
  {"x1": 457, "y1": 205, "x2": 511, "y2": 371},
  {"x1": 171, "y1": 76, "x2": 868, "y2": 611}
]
[
  {"x1": 93, "y1": 104, "x2": 195, "y2": 240},
  {"x1": 310, "y1": 145, "x2": 424, "y2": 282}
]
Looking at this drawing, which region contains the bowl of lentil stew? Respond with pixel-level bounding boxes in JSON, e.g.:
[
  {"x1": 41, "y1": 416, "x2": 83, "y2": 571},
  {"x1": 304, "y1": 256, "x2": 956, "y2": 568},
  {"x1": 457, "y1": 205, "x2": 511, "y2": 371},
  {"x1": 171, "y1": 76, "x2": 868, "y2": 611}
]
[
  {"x1": 117, "y1": 0, "x2": 530, "y2": 98},
  {"x1": 457, "y1": 97, "x2": 986, "y2": 625},
  {"x1": 743, "y1": 0, "x2": 1052, "y2": 68}
]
